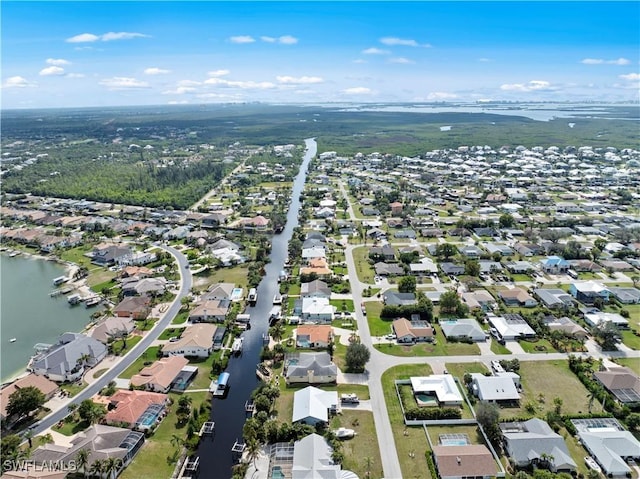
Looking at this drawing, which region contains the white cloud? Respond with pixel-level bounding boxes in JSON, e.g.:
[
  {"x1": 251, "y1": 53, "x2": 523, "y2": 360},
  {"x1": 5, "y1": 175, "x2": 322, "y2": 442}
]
[
  {"x1": 168, "y1": 100, "x2": 189, "y2": 105},
  {"x1": 581, "y1": 57, "x2": 630, "y2": 65},
  {"x1": 278, "y1": 35, "x2": 298, "y2": 45},
  {"x1": 102, "y1": 32, "x2": 149, "y2": 41},
  {"x1": 66, "y1": 32, "x2": 149, "y2": 43},
  {"x1": 427, "y1": 91, "x2": 459, "y2": 100},
  {"x1": 144, "y1": 67, "x2": 171, "y2": 75},
  {"x1": 389, "y1": 57, "x2": 414, "y2": 64},
  {"x1": 163, "y1": 86, "x2": 197, "y2": 95},
  {"x1": 1, "y1": 76, "x2": 36, "y2": 89},
  {"x1": 39, "y1": 66, "x2": 65, "y2": 76},
  {"x1": 229, "y1": 35, "x2": 256, "y2": 44},
  {"x1": 204, "y1": 77, "x2": 276, "y2": 89},
  {"x1": 261, "y1": 36, "x2": 276, "y2": 43},
  {"x1": 342, "y1": 87, "x2": 373, "y2": 95},
  {"x1": 276, "y1": 75, "x2": 324, "y2": 84},
  {"x1": 379, "y1": 37, "x2": 430, "y2": 47},
  {"x1": 66, "y1": 33, "x2": 100, "y2": 43},
  {"x1": 619, "y1": 73, "x2": 640, "y2": 81},
  {"x1": 66, "y1": 73, "x2": 85, "y2": 78},
  {"x1": 46, "y1": 58, "x2": 70, "y2": 66},
  {"x1": 500, "y1": 80, "x2": 558, "y2": 92},
  {"x1": 362, "y1": 47, "x2": 390, "y2": 55},
  {"x1": 99, "y1": 77, "x2": 150, "y2": 90},
  {"x1": 208, "y1": 69, "x2": 230, "y2": 77}
]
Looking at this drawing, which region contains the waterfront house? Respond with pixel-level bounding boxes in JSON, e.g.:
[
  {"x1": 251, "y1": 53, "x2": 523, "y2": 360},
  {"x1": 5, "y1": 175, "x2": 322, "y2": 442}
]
[
  {"x1": 130, "y1": 356, "x2": 189, "y2": 393},
  {"x1": 30, "y1": 425, "x2": 145, "y2": 476},
  {"x1": 122, "y1": 277, "x2": 167, "y2": 297},
  {"x1": 432, "y1": 445, "x2": 498, "y2": 479},
  {"x1": 91, "y1": 244, "x2": 133, "y2": 266},
  {"x1": 284, "y1": 352, "x2": 337, "y2": 385},
  {"x1": 113, "y1": 296, "x2": 151, "y2": 319},
  {"x1": 295, "y1": 324, "x2": 333, "y2": 349},
  {"x1": 203, "y1": 282, "x2": 235, "y2": 301},
  {"x1": 300, "y1": 258, "x2": 332, "y2": 277},
  {"x1": 501, "y1": 418, "x2": 576, "y2": 472},
  {"x1": 300, "y1": 297, "x2": 334, "y2": 323},
  {"x1": 30, "y1": 332, "x2": 107, "y2": 383},
  {"x1": 105, "y1": 390, "x2": 168, "y2": 430},
  {"x1": 289, "y1": 433, "x2": 357, "y2": 479},
  {"x1": 292, "y1": 386, "x2": 338, "y2": 426},
  {"x1": 0, "y1": 374, "x2": 59, "y2": 422},
  {"x1": 189, "y1": 299, "x2": 229, "y2": 323},
  {"x1": 162, "y1": 323, "x2": 216, "y2": 358},
  {"x1": 89, "y1": 316, "x2": 135, "y2": 344},
  {"x1": 300, "y1": 279, "x2": 331, "y2": 299}
]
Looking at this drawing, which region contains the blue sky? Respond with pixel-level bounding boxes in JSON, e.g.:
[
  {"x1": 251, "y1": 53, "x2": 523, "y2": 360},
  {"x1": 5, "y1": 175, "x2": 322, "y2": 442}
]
[{"x1": 2, "y1": 1, "x2": 638, "y2": 108}]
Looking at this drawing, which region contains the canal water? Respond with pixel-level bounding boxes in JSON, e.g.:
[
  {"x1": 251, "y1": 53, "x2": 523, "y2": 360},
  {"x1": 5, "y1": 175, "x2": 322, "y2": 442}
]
[
  {"x1": 0, "y1": 255, "x2": 95, "y2": 382},
  {"x1": 196, "y1": 138, "x2": 316, "y2": 477}
]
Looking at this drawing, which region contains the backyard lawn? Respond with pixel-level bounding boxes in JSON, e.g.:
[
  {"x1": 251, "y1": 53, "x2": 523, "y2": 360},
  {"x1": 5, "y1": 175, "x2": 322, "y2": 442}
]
[{"x1": 119, "y1": 346, "x2": 161, "y2": 379}]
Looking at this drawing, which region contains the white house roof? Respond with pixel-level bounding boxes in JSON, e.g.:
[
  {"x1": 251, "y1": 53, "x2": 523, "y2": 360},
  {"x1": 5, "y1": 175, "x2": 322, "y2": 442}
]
[
  {"x1": 292, "y1": 433, "x2": 342, "y2": 479},
  {"x1": 302, "y1": 297, "x2": 334, "y2": 316},
  {"x1": 584, "y1": 312, "x2": 628, "y2": 328},
  {"x1": 579, "y1": 430, "x2": 639, "y2": 476},
  {"x1": 410, "y1": 375, "x2": 462, "y2": 404},
  {"x1": 488, "y1": 315, "x2": 536, "y2": 339},
  {"x1": 472, "y1": 374, "x2": 520, "y2": 401},
  {"x1": 440, "y1": 318, "x2": 486, "y2": 341},
  {"x1": 292, "y1": 386, "x2": 338, "y2": 424}
]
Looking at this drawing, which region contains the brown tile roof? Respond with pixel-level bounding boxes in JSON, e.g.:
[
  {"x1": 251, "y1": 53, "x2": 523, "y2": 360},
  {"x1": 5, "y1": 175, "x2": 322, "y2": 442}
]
[
  {"x1": 105, "y1": 390, "x2": 167, "y2": 426},
  {"x1": 1, "y1": 374, "x2": 59, "y2": 418},
  {"x1": 130, "y1": 356, "x2": 188, "y2": 390},
  {"x1": 162, "y1": 323, "x2": 216, "y2": 353},
  {"x1": 432, "y1": 444, "x2": 498, "y2": 478}
]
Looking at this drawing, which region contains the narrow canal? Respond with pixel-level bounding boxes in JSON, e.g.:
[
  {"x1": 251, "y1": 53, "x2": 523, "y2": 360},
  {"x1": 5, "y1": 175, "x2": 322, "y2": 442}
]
[{"x1": 196, "y1": 138, "x2": 317, "y2": 478}]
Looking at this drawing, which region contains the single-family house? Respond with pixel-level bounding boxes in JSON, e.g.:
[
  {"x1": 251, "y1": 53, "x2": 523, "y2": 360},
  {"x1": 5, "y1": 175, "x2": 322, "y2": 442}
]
[
  {"x1": 203, "y1": 282, "x2": 235, "y2": 301},
  {"x1": 295, "y1": 325, "x2": 333, "y2": 349},
  {"x1": 30, "y1": 332, "x2": 107, "y2": 383},
  {"x1": 470, "y1": 373, "x2": 520, "y2": 404},
  {"x1": 478, "y1": 261, "x2": 503, "y2": 273},
  {"x1": 461, "y1": 291, "x2": 496, "y2": 311},
  {"x1": 533, "y1": 289, "x2": 575, "y2": 309},
  {"x1": 300, "y1": 297, "x2": 334, "y2": 323},
  {"x1": 289, "y1": 433, "x2": 357, "y2": 479},
  {"x1": 440, "y1": 318, "x2": 487, "y2": 342},
  {"x1": 300, "y1": 279, "x2": 332, "y2": 299},
  {"x1": 0, "y1": 374, "x2": 59, "y2": 422},
  {"x1": 485, "y1": 243, "x2": 515, "y2": 256},
  {"x1": 409, "y1": 258, "x2": 438, "y2": 275},
  {"x1": 113, "y1": 296, "x2": 151, "y2": 319},
  {"x1": 487, "y1": 314, "x2": 536, "y2": 341},
  {"x1": 130, "y1": 356, "x2": 189, "y2": 393},
  {"x1": 122, "y1": 277, "x2": 167, "y2": 297},
  {"x1": 369, "y1": 245, "x2": 395, "y2": 261},
  {"x1": 583, "y1": 311, "x2": 628, "y2": 329},
  {"x1": 501, "y1": 418, "x2": 577, "y2": 472},
  {"x1": 440, "y1": 263, "x2": 465, "y2": 276},
  {"x1": 514, "y1": 243, "x2": 544, "y2": 257},
  {"x1": 432, "y1": 445, "x2": 499, "y2": 479},
  {"x1": 542, "y1": 316, "x2": 589, "y2": 339},
  {"x1": 572, "y1": 418, "x2": 640, "y2": 478},
  {"x1": 393, "y1": 318, "x2": 435, "y2": 343},
  {"x1": 593, "y1": 367, "x2": 640, "y2": 405},
  {"x1": 162, "y1": 324, "x2": 216, "y2": 358},
  {"x1": 91, "y1": 244, "x2": 133, "y2": 266},
  {"x1": 459, "y1": 245, "x2": 483, "y2": 258},
  {"x1": 284, "y1": 352, "x2": 337, "y2": 385},
  {"x1": 89, "y1": 316, "x2": 136, "y2": 344},
  {"x1": 105, "y1": 390, "x2": 168, "y2": 431},
  {"x1": 410, "y1": 375, "x2": 463, "y2": 406},
  {"x1": 499, "y1": 288, "x2": 538, "y2": 307},
  {"x1": 30, "y1": 425, "x2": 145, "y2": 476},
  {"x1": 292, "y1": 386, "x2": 338, "y2": 425},
  {"x1": 505, "y1": 261, "x2": 535, "y2": 274},
  {"x1": 300, "y1": 258, "x2": 332, "y2": 277},
  {"x1": 608, "y1": 287, "x2": 640, "y2": 305},
  {"x1": 569, "y1": 281, "x2": 610, "y2": 305},
  {"x1": 390, "y1": 202, "x2": 403, "y2": 215},
  {"x1": 383, "y1": 292, "x2": 417, "y2": 306},
  {"x1": 374, "y1": 262, "x2": 404, "y2": 276},
  {"x1": 539, "y1": 256, "x2": 570, "y2": 274},
  {"x1": 302, "y1": 246, "x2": 327, "y2": 261},
  {"x1": 189, "y1": 299, "x2": 230, "y2": 323}
]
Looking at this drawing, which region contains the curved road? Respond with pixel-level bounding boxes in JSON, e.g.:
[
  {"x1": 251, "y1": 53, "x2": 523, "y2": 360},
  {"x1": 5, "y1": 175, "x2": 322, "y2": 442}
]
[{"x1": 28, "y1": 244, "x2": 191, "y2": 437}]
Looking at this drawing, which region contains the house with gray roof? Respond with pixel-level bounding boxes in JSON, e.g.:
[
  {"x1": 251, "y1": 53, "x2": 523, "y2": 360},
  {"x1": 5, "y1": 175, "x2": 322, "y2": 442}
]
[
  {"x1": 533, "y1": 288, "x2": 575, "y2": 309},
  {"x1": 440, "y1": 262, "x2": 465, "y2": 276},
  {"x1": 374, "y1": 262, "x2": 404, "y2": 276},
  {"x1": 572, "y1": 418, "x2": 640, "y2": 477},
  {"x1": 608, "y1": 287, "x2": 640, "y2": 304},
  {"x1": 593, "y1": 367, "x2": 640, "y2": 405},
  {"x1": 292, "y1": 386, "x2": 338, "y2": 426},
  {"x1": 30, "y1": 332, "x2": 107, "y2": 382},
  {"x1": 383, "y1": 291, "x2": 417, "y2": 306},
  {"x1": 284, "y1": 352, "x2": 337, "y2": 385},
  {"x1": 501, "y1": 418, "x2": 576, "y2": 473},
  {"x1": 440, "y1": 318, "x2": 487, "y2": 342},
  {"x1": 470, "y1": 373, "x2": 520, "y2": 404},
  {"x1": 300, "y1": 279, "x2": 331, "y2": 299}
]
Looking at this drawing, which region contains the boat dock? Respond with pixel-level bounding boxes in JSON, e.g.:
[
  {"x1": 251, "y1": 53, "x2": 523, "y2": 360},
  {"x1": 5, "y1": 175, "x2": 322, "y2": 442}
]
[
  {"x1": 67, "y1": 294, "x2": 82, "y2": 305},
  {"x1": 244, "y1": 401, "x2": 255, "y2": 415},
  {"x1": 84, "y1": 296, "x2": 102, "y2": 307},
  {"x1": 209, "y1": 371, "x2": 230, "y2": 397},
  {"x1": 198, "y1": 422, "x2": 215, "y2": 437}
]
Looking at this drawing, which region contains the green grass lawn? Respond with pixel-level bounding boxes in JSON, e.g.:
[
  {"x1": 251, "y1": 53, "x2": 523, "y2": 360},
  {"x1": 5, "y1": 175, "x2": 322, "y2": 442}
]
[
  {"x1": 330, "y1": 299, "x2": 355, "y2": 312},
  {"x1": 620, "y1": 329, "x2": 640, "y2": 350},
  {"x1": 194, "y1": 264, "x2": 248, "y2": 290},
  {"x1": 352, "y1": 246, "x2": 375, "y2": 284},
  {"x1": 331, "y1": 410, "x2": 383, "y2": 479},
  {"x1": 517, "y1": 337, "x2": 557, "y2": 354},
  {"x1": 612, "y1": 357, "x2": 640, "y2": 375},
  {"x1": 364, "y1": 301, "x2": 388, "y2": 336},
  {"x1": 490, "y1": 339, "x2": 512, "y2": 354},
  {"x1": 503, "y1": 360, "x2": 605, "y2": 419},
  {"x1": 119, "y1": 346, "x2": 161, "y2": 379},
  {"x1": 158, "y1": 328, "x2": 184, "y2": 340},
  {"x1": 381, "y1": 364, "x2": 434, "y2": 479},
  {"x1": 171, "y1": 311, "x2": 188, "y2": 325},
  {"x1": 120, "y1": 391, "x2": 210, "y2": 479},
  {"x1": 375, "y1": 326, "x2": 480, "y2": 357},
  {"x1": 87, "y1": 271, "x2": 118, "y2": 290},
  {"x1": 59, "y1": 244, "x2": 94, "y2": 268},
  {"x1": 53, "y1": 416, "x2": 90, "y2": 436},
  {"x1": 287, "y1": 283, "x2": 301, "y2": 296},
  {"x1": 59, "y1": 381, "x2": 87, "y2": 398},
  {"x1": 109, "y1": 335, "x2": 143, "y2": 356},
  {"x1": 444, "y1": 362, "x2": 489, "y2": 380}
]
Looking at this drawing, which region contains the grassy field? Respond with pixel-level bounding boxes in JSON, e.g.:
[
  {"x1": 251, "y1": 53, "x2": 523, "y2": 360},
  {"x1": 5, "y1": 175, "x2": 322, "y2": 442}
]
[
  {"x1": 375, "y1": 326, "x2": 481, "y2": 357},
  {"x1": 444, "y1": 362, "x2": 489, "y2": 380},
  {"x1": 352, "y1": 246, "x2": 375, "y2": 284},
  {"x1": 620, "y1": 330, "x2": 640, "y2": 350},
  {"x1": 517, "y1": 338, "x2": 557, "y2": 353},
  {"x1": 119, "y1": 346, "x2": 161, "y2": 379},
  {"x1": 192, "y1": 265, "x2": 248, "y2": 290},
  {"x1": 59, "y1": 245, "x2": 94, "y2": 268},
  {"x1": 331, "y1": 410, "x2": 382, "y2": 479},
  {"x1": 490, "y1": 339, "x2": 512, "y2": 354},
  {"x1": 109, "y1": 335, "x2": 143, "y2": 356},
  {"x1": 381, "y1": 364, "x2": 434, "y2": 479},
  {"x1": 612, "y1": 357, "x2": 640, "y2": 375},
  {"x1": 330, "y1": 299, "x2": 355, "y2": 312},
  {"x1": 502, "y1": 360, "x2": 605, "y2": 419}
]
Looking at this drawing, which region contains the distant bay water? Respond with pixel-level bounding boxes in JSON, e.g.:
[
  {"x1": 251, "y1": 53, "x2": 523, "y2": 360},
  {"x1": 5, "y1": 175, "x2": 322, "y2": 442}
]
[{"x1": 1, "y1": 254, "x2": 95, "y2": 382}]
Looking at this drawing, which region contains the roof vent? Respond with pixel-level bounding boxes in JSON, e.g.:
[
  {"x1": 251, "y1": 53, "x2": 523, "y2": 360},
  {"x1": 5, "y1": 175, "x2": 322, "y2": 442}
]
[{"x1": 456, "y1": 457, "x2": 461, "y2": 465}]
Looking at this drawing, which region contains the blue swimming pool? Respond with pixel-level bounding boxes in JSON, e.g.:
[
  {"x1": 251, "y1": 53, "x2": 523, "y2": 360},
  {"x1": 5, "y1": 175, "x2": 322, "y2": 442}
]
[{"x1": 136, "y1": 404, "x2": 164, "y2": 428}]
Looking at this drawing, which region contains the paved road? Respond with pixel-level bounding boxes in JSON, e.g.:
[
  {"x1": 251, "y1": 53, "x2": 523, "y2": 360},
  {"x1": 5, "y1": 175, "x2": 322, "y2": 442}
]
[
  {"x1": 28, "y1": 244, "x2": 191, "y2": 437},
  {"x1": 343, "y1": 242, "x2": 640, "y2": 479}
]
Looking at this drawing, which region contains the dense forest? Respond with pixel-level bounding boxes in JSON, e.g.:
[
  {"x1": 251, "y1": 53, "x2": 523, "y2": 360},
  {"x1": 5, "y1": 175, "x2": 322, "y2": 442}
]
[{"x1": 2, "y1": 103, "x2": 638, "y2": 207}]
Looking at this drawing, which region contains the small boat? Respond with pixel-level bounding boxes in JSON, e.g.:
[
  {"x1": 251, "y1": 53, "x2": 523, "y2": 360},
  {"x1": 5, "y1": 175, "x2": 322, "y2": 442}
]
[
  {"x1": 585, "y1": 456, "x2": 601, "y2": 472},
  {"x1": 231, "y1": 337, "x2": 244, "y2": 355},
  {"x1": 9, "y1": 338, "x2": 17, "y2": 343},
  {"x1": 334, "y1": 427, "x2": 356, "y2": 439}
]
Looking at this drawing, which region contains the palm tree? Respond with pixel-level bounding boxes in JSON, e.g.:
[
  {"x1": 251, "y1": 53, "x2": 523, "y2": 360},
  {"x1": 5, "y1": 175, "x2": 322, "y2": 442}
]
[
  {"x1": 245, "y1": 438, "x2": 262, "y2": 470},
  {"x1": 75, "y1": 448, "x2": 90, "y2": 478},
  {"x1": 170, "y1": 433, "x2": 185, "y2": 450},
  {"x1": 89, "y1": 459, "x2": 105, "y2": 478},
  {"x1": 103, "y1": 457, "x2": 120, "y2": 479},
  {"x1": 269, "y1": 322, "x2": 285, "y2": 344}
]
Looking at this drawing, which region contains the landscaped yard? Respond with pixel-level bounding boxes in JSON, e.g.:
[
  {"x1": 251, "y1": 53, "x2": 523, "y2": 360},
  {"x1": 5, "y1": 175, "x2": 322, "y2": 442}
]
[
  {"x1": 59, "y1": 381, "x2": 87, "y2": 398},
  {"x1": 193, "y1": 265, "x2": 248, "y2": 290},
  {"x1": 490, "y1": 339, "x2": 512, "y2": 354},
  {"x1": 517, "y1": 337, "x2": 557, "y2": 354},
  {"x1": 352, "y1": 246, "x2": 375, "y2": 284},
  {"x1": 109, "y1": 335, "x2": 142, "y2": 356},
  {"x1": 613, "y1": 357, "x2": 640, "y2": 375},
  {"x1": 119, "y1": 346, "x2": 161, "y2": 379},
  {"x1": 330, "y1": 299, "x2": 355, "y2": 312}
]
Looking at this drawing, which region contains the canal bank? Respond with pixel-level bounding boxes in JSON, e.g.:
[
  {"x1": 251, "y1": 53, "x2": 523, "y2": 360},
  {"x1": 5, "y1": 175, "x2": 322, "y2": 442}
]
[{"x1": 195, "y1": 138, "x2": 316, "y2": 477}]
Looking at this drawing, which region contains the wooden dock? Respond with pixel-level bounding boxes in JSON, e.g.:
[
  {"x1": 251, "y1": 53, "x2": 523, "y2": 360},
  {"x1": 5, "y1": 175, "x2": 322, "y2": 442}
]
[{"x1": 198, "y1": 422, "x2": 215, "y2": 437}]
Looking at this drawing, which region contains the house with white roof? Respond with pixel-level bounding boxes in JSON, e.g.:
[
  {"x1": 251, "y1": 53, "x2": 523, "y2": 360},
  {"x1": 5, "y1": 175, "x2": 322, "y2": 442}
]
[
  {"x1": 569, "y1": 281, "x2": 610, "y2": 305},
  {"x1": 290, "y1": 433, "x2": 358, "y2": 479},
  {"x1": 470, "y1": 373, "x2": 520, "y2": 404},
  {"x1": 487, "y1": 314, "x2": 536, "y2": 340},
  {"x1": 300, "y1": 297, "x2": 334, "y2": 323},
  {"x1": 292, "y1": 386, "x2": 339, "y2": 426},
  {"x1": 440, "y1": 318, "x2": 487, "y2": 342},
  {"x1": 410, "y1": 375, "x2": 463, "y2": 406},
  {"x1": 583, "y1": 311, "x2": 629, "y2": 329}
]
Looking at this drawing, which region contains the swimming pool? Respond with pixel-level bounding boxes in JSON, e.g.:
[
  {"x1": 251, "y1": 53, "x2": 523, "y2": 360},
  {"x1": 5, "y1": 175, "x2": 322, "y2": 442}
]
[
  {"x1": 135, "y1": 404, "x2": 164, "y2": 429},
  {"x1": 271, "y1": 466, "x2": 285, "y2": 479},
  {"x1": 230, "y1": 288, "x2": 244, "y2": 301}
]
